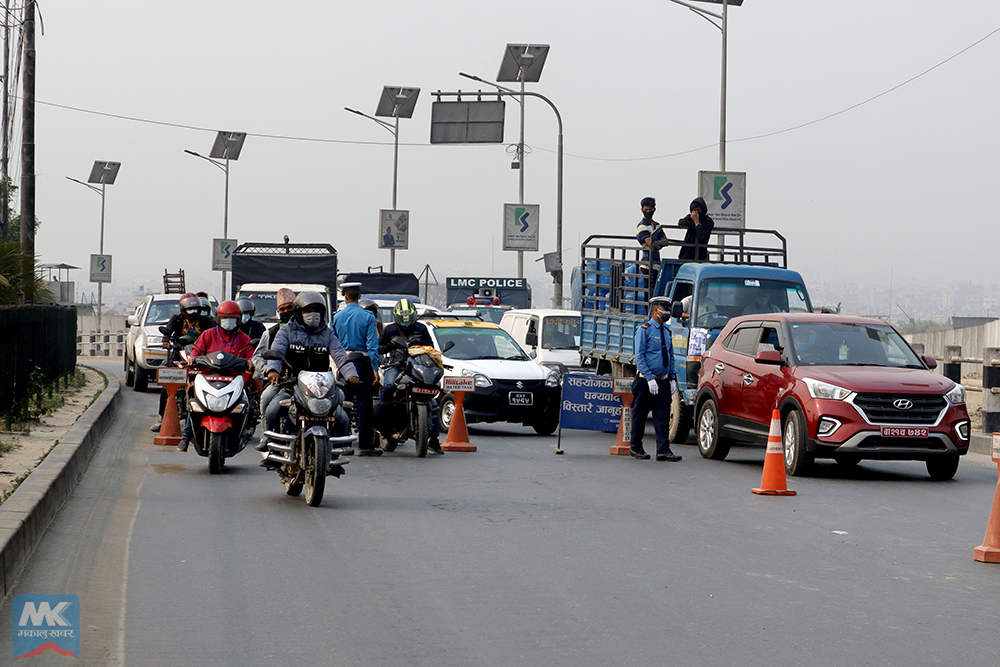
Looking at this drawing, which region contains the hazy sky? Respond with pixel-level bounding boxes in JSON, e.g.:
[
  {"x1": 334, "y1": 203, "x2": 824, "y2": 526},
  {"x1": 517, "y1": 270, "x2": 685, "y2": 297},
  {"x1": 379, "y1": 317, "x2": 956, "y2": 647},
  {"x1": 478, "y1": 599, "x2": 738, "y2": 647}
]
[{"x1": 23, "y1": 0, "x2": 1000, "y2": 303}]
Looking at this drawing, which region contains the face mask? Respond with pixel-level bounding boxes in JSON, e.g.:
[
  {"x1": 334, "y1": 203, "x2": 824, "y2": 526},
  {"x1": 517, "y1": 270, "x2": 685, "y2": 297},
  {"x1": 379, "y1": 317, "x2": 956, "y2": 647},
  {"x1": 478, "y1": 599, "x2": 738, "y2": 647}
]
[
  {"x1": 643, "y1": 210, "x2": 654, "y2": 219},
  {"x1": 185, "y1": 308, "x2": 199, "y2": 316},
  {"x1": 279, "y1": 310, "x2": 293, "y2": 323},
  {"x1": 241, "y1": 314, "x2": 251, "y2": 324},
  {"x1": 220, "y1": 318, "x2": 238, "y2": 332},
  {"x1": 302, "y1": 313, "x2": 322, "y2": 328}
]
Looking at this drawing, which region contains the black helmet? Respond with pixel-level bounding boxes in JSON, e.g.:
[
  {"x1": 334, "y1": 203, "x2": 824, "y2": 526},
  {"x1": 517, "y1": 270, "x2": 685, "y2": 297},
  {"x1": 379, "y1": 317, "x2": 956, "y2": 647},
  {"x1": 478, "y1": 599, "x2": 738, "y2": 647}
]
[
  {"x1": 179, "y1": 292, "x2": 199, "y2": 314},
  {"x1": 237, "y1": 298, "x2": 255, "y2": 317},
  {"x1": 359, "y1": 298, "x2": 378, "y2": 318},
  {"x1": 198, "y1": 297, "x2": 211, "y2": 317},
  {"x1": 293, "y1": 291, "x2": 327, "y2": 329},
  {"x1": 393, "y1": 298, "x2": 418, "y2": 330}
]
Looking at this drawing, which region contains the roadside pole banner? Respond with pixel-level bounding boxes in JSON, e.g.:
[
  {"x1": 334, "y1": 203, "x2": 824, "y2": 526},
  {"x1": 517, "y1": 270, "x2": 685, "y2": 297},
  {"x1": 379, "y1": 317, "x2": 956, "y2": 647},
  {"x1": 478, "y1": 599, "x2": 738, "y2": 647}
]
[
  {"x1": 212, "y1": 238, "x2": 237, "y2": 271},
  {"x1": 560, "y1": 373, "x2": 621, "y2": 432},
  {"x1": 379, "y1": 209, "x2": 409, "y2": 250},
  {"x1": 698, "y1": 170, "x2": 746, "y2": 229},
  {"x1": 502, "y1": 203, "x2": 539, "y2": 252},
  {"x1": 89, "y1": 254, "x2": 112, "y2": 283}
]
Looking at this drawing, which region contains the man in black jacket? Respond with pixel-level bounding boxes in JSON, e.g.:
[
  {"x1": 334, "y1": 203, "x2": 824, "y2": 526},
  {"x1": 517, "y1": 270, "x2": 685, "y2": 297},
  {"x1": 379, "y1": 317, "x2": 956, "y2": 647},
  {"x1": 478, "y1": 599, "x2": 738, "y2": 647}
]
[{"x1": 678, "y1": 196, "x2": 714, "y2": 261}]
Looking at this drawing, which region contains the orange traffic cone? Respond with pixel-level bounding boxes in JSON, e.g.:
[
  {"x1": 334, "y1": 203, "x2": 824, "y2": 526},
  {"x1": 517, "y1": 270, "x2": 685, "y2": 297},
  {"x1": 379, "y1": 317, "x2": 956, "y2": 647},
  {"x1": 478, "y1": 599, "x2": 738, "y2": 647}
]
[
  {"x1": 153, "y1": 383, "x2": 183, "y2": 447},
  {"x1": 752, "y1": 409, "x2": 796, "y2": 496},
  {"x1": 973, "y1": 465, "x2": 1000, "y2": 562},
  {"x1": 610, "y1": 394, "x2": 633, "y2": 456},
  {"x1": 441, "y1": 392, "x2": 476, "y2": 452}
]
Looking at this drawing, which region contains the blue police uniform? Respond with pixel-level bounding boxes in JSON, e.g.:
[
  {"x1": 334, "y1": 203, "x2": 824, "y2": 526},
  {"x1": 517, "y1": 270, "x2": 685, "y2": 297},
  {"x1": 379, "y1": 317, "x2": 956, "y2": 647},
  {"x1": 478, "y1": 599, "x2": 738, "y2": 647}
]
[
  {"x1": 333, "y1": 301, "x2": 379, "y2": 452},
  {"x1": 630, "y1": 311, "x2": 678, "y2": 459}
]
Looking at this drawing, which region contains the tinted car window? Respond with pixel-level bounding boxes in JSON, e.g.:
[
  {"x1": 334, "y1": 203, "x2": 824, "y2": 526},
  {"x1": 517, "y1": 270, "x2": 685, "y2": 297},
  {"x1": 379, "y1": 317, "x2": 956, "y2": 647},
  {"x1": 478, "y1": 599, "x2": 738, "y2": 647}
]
[
  {"x1": 732, "y1": 326, "x2": 761, "y2": 356},
  {"x1": 541, "y1": 316, "x2": 580, "y2": 349},
  {"x1": 144, "y1": 299, "x2": 180, "y2": 326},
  {"x1": 434, "y1": 327, "x2": 529, "y2": 361},
  {"x1": 789, "y1": 322, "x2": 923, "y2": 367}
]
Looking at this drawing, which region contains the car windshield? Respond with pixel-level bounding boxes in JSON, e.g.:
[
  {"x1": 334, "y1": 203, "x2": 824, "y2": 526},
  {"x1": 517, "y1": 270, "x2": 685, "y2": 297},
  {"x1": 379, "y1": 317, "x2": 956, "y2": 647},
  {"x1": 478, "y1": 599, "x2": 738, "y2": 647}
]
[
  {"x1": 694, "y1": 278, "x2": 811, "y2": 330},
  {"x1": 788, "y1": 322, "x2": 923, "y2": 367},
  {"x1": 144, "y1": 299, "x2": 180, "y2": 326},
  {"x1": 240, "y1": 292, "x2": 278, "y2": 321},
  {"x1": 541, "y1": 316, "x2": 581, "y2": 350},
  {"x1": 434, "y1": 326, "x2": 529, "y2": 361}
]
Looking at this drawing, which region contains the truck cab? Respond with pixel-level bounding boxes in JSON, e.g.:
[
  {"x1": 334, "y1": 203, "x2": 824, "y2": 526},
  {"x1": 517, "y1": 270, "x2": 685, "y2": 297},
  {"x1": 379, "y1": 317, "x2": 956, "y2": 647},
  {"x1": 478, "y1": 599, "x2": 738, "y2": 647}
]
[{"x1": 579, "y1": 228, "x2": 812, "y2": 442}]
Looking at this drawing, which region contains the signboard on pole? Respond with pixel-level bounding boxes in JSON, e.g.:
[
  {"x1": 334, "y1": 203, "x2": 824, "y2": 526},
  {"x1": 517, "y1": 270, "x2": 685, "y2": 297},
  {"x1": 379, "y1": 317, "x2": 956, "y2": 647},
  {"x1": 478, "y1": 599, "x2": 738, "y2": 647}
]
[
  {"x1": 89, "y1": 254, "x2": 112, "y2": 283},
  {"x1": 503, "y1": 203, "x2": 539, "y2": 252},
  {"x1": 698, "y1": 170, "x2": 746, "y2": 229},
  {"x1": 559, "y1": 373, "x2": 621, "y2": 433},
  {"x1": 430, "y1": 100, "x2": 505, "y2": 144},
  {"x1": 157, "y1": 367, "x2": 187, "y2": 385},
  {"x1": 212, "y1": 238, "x2": 237, "y2": 271},
  {"x1": 379, "y1": 210, "x2": 409, "y2": 250}
]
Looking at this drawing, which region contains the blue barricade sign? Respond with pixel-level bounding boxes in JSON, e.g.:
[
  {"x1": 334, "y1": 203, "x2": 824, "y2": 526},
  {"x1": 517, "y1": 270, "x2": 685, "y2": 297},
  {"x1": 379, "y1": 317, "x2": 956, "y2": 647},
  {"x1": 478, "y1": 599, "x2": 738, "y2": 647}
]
[{"x1": 560, "y1": 373, "x2": 621, "y2": 433}]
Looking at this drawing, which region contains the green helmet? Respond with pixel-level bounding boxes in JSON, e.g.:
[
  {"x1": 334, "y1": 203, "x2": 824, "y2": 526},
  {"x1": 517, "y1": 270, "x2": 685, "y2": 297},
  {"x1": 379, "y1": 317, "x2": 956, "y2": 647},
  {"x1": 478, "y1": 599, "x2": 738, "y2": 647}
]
[{"x1": 393, "y1": 298, "x2": 418, "y2": 330}]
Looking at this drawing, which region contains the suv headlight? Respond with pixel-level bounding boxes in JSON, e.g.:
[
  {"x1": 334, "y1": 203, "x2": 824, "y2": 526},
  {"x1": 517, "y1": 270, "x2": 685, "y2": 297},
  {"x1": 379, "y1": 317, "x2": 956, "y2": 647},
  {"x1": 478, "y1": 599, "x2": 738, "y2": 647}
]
[
  {"x1": 946, "y1": 384, "x2": 966, "y2": 405},
  {"x1": 545, "y1": 370, "x2": 559, "y2": 387},
  {"x1": 461, "y1": 369, "x2": 492, "y2": 387},
  {"x1": 147, "y1": 335, "x2": 163, "y2": 347},
  {"x1": 802, "y1": 377, "x2": 853, "y2": 401}
]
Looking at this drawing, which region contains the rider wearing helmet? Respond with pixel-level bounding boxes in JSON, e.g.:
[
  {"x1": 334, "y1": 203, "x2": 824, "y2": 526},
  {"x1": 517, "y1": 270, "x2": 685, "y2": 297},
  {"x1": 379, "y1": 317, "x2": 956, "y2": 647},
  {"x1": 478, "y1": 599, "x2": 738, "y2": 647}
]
[
  {"x1": 151, "y1": 293, "x2": 216, "y2": 433},
  {"x1": 359, "y1": 298, "x2": 382, "y2": 335},
  {"x1": 263, "y1": 291, "x2": 359, "y2": 442},
  {"x1": 237, "y1": 298, "x2": 266, "y2": 342},
  {"x1": 176, "y1": 300, "x2": 256, "y2": 452},
  {"x1": 197, "y1": 295, "x2": 212, "y2": 319}
]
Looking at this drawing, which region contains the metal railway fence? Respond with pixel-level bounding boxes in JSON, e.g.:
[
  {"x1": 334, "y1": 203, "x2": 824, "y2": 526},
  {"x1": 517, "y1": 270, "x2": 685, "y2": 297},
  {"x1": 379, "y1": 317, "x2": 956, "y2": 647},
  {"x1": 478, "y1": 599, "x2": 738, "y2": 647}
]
[{"x1": 0, "y1": 305, "x2": 77, "y2": 415}]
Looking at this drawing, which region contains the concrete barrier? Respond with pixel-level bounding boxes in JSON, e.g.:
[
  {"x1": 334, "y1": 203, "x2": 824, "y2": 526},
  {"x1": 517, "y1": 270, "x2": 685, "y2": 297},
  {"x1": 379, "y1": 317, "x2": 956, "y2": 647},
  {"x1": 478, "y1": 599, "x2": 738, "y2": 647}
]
[{"x1": 0, "y1": 374, "x2": 122, "y2": 597}]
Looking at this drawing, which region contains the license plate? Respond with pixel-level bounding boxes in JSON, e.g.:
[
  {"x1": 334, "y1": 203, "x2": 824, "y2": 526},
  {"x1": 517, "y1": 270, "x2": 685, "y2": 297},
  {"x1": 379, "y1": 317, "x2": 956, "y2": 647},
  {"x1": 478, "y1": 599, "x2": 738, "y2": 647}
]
[
  {"x1": 412, "y1": 387, "x2": 438, "y2": 395},
  {"x1": 509, "y1": 392, "x2": 533, "y2": 406},
  {"x1": 881, "y1": 427, "x2": 929, "y2": 438}
]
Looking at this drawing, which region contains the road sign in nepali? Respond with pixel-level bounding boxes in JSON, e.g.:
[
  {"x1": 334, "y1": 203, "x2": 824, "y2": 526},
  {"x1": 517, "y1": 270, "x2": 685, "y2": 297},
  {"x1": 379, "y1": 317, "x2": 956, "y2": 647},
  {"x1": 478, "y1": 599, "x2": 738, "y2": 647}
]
[
  {"x1": 212, "y1": 238, "x2": 237, "y2": 271},
  {"x1": 89, "y1": 254, "x2": 112, "y2": 283},
  {"x1": 559, "y1": 373, "x2": 621, "y2": 433},
  {"x1": 612, "y1": 377, "x2": 633, "y2": 395},
  {"x1": 503, "y1": 203, "x2": 538, "y2": 252},
  {"x1": 443, "y1": 376, "x2": 476, "y2": 393},
  {"x1": 157, "y1": 368, "x2": 187, "y2": 385}
]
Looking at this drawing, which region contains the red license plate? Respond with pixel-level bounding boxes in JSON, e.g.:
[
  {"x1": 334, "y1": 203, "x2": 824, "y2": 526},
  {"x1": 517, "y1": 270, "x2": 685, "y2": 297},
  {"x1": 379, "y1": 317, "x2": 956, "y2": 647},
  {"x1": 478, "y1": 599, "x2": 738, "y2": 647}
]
[
  {"x1": 881, "y1": 427, "x2": 929, "y2": 438},
  {"x1": 412, "y1": 387, "x2": 438, "y2": 395}
]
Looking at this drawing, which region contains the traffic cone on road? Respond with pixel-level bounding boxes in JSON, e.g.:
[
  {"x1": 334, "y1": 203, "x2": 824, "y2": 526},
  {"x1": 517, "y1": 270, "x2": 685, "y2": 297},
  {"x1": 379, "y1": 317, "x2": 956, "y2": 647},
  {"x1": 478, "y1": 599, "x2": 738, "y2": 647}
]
[
  {"x1": 153, "y1": 383, "x2": 183, "y2": 447},
  {"x1": 973, "y1": 465, "x2": 1000, "y2": 563},
  {"x1": 752, "y1": 409, "x2": 796, "y2": 496},
  {"x1": 610, "y1": 394, "x2": 633, "y2": 456},
  {"x1": 441, "y1": 392, "x2": 476, "y2": 452}
]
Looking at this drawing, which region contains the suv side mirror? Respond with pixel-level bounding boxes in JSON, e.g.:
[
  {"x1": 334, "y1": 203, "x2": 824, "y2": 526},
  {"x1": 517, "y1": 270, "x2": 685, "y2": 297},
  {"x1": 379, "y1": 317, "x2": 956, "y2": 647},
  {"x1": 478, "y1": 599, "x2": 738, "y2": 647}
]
[
  {"x1": 525, "y1": 330, "x2": 538, "y2": 348},
  {"x1": 754, "y1": 350, "x2": 783, "y2": 366},
  {"x1": 922, "y1": 354, "x2": 937, "y2": 370},
  {"x1": 127, "y1": 315, "x2": 139, "y2": 327},
  {"x1": 671, "y1": 301, "x2": 684, "y2": 320}
]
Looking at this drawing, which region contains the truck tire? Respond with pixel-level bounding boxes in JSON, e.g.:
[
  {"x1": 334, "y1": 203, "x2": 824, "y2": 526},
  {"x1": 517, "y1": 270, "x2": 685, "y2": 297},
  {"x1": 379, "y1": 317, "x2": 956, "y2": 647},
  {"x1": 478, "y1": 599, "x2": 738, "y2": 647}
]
[{"x1": 669, "y1": 390, "x2": 692, "y2": 444}]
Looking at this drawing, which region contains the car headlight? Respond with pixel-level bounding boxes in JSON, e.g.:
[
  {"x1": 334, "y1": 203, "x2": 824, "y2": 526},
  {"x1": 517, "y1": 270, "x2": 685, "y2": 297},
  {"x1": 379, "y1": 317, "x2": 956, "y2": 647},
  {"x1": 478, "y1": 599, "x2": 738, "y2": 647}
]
[
  {"x1": 946, "y1": 384, "x2": 966, "y2": 405},
  {"x1": 802, "y1": 377, "x2": 853, "y2": 401},
  {"x1": 147, "y1": 335, "x2": 162, "y2": 347},
  {"x1": 461, "y1": 369, "x2": 493, "y2": 387},
  {"x1": 545, "y1": 371, "x2": 559, "y2": 387}
]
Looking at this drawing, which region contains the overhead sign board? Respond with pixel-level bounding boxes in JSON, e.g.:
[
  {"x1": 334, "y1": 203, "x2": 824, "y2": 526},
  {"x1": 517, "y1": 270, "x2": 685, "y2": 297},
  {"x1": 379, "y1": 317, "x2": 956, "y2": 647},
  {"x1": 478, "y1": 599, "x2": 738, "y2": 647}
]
[
  {"x1": 430, "y1": 100, "x2": 505, "y2": 144},
  {"x1": 379, "y1": 210, "x2": 409, "y2": 250},
  {"x1": 89, "y1": 254, "x2": 112, "y2": 283},
  {"x1": 503, "y1": 203, "x2": 539, "y2": 252},
  {"x1": 698, "y1": 170, "x2": 746, "y2": 229},
  {"x1": 445, "y1": 277, "x2": 527, "y2": 290},
  {"x1": 212, "y1": 238, "x2": 237, "y2": 271}
]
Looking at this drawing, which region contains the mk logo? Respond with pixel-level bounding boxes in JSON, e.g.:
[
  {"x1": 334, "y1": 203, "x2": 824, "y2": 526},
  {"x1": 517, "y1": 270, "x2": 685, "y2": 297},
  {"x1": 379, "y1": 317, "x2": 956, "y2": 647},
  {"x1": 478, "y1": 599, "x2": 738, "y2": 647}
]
[{"x1": 18, "y1": 602, "x2": 71, "y2": 627}]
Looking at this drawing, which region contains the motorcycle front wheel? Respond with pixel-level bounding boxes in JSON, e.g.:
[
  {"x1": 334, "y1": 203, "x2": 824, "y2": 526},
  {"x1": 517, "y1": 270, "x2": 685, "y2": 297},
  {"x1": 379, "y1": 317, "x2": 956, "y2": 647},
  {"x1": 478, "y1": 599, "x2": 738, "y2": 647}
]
[
  {"x1": 415, "y1": 403, "x2": 429, "y2": 458},
  {"x1": 305, "y1": 434, "x2": 330, "y2": 507},
  {"x1": 208, "y1": 432, "x2": 225, "y2": 474}
]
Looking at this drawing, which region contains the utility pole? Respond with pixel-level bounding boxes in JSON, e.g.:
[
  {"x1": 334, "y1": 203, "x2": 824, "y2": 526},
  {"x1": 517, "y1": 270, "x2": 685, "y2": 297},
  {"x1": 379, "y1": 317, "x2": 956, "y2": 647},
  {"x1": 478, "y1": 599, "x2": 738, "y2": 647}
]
[
  {"x1": 1, "y1": 0, "x2": 10, "y2": 242},
  {"x1": 19, "y1": 0, "x2": 34, "y2": 301}
]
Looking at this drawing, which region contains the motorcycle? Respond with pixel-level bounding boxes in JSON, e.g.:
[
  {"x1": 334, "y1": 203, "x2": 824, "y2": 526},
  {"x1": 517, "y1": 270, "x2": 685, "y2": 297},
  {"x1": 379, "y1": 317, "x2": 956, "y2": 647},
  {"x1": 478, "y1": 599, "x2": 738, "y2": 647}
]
[
  {"x1": 375, "y1": 341, "x2": 448, "y2": 458},
  {"x1": 260, "y1": 349, "x2": 357, "y2": 507},
  {"x1": 186, "y1": 349, "x2": 253, "y2": 474}
]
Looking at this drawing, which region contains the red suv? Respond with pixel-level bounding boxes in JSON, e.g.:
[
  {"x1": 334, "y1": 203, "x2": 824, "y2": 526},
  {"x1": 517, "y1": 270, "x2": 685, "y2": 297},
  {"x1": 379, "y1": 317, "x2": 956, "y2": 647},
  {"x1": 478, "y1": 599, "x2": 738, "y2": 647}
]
[{"x1": 695, "y1": 313, "x2": 970, "y2": 479}]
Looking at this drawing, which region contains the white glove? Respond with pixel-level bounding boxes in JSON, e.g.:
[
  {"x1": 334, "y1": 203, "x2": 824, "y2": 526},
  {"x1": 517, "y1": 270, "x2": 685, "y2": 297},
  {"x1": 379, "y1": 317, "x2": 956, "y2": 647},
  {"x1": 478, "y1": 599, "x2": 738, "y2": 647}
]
[
  {"x1": 670, "y1": 379, "x2": 678, "y2": 395},
  {"x1": 648, "y1": 378, "x2": 659, "y2": 396}
]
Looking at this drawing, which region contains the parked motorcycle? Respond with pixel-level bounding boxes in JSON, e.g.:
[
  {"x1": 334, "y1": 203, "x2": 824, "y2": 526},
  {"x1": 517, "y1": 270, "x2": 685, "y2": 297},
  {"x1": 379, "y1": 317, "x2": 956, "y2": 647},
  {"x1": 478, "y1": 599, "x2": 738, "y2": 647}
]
[
  {"x1": 375, "y1": 342, "x2": 448, "y2": 458},
  {"x1": 260, "y1": 349, "x2": 357, "y2": 507},
  {"x1": 186, "y1": 350, "x2": 253, "y2": 474}
]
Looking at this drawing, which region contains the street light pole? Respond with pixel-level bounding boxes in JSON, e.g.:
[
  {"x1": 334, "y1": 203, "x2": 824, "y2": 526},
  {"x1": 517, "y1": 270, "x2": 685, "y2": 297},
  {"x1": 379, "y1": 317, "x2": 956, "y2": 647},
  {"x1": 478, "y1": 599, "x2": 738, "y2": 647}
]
[
  {"x1": 184, "y1": 149, "x2": 230, "y2": 297},
  {"x1": 345, "y1": 107, "x2": 399, "y2": 272},
  {"x1": 66, "y1": 175, "x2": 109, "y2": 331}
]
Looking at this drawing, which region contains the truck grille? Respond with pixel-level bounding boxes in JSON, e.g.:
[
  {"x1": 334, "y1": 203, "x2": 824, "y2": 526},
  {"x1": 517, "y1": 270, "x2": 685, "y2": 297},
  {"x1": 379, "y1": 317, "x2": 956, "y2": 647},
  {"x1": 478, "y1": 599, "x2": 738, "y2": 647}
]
[{"x1": 852, "y1": 393, "x2": 947, "y2": 425}]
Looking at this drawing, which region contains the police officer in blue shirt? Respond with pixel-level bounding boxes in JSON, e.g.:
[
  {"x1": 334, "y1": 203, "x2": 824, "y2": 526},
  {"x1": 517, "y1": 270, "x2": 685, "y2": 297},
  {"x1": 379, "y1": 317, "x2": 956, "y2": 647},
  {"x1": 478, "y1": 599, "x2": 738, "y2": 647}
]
[
  {"x1": 333, "y1": 282, "x2": 381, "y2": 456},
  {"x1": 630, "y1": 295, "x2": 682, "y2": 462}
]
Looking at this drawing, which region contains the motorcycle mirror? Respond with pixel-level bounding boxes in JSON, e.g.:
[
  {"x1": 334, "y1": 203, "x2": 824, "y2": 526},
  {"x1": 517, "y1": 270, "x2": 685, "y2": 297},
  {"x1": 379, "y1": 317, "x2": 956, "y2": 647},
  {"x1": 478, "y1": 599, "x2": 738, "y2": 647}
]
[
  {"x1": 261, "y1": 349, "x2": 285, "y2": 361},
  {"x1": 158, "y1": 325, "x2": 171, "y2": 335},
  {"x1": 177, "y1": 335, "x2": 194, "y2": 346},
  {"x1": 248, "y1": 338, "x2": 260, "y2": 348},
  {"x1": 442, "y1": 340, "x2": 456, "y2": 353}
]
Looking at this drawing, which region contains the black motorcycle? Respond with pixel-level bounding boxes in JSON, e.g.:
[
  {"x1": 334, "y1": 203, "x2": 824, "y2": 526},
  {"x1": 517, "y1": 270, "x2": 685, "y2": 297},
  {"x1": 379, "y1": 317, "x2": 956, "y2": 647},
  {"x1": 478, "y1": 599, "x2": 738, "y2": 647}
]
[
  {"x1": 260, "y1": 349, "x2": 357, "y2": 507},
  {"x1": 375, "y1": 341, "x2": 449, "y2": 458}
]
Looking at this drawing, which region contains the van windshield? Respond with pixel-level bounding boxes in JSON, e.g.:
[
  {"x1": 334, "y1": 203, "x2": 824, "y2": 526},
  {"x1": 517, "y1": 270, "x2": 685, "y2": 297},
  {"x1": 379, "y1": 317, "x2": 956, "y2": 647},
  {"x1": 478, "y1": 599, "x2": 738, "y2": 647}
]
[
  {"x1": 541, "y1": 316, "x2": 581, "y2": 350},
  {"x1": 694, "y1": 278, "x2": 811, "y2": 330}
]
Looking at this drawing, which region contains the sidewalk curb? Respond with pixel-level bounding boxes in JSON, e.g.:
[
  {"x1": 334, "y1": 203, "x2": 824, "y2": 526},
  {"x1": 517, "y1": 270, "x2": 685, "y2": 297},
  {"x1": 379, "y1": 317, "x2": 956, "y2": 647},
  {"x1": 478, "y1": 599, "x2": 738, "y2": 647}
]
[
  {"x1": 971, "y1": 433, "x2": 993, "y2": 456},
  {"x1": 0, "y1": 372, "x2": 122, "y2": 598}
]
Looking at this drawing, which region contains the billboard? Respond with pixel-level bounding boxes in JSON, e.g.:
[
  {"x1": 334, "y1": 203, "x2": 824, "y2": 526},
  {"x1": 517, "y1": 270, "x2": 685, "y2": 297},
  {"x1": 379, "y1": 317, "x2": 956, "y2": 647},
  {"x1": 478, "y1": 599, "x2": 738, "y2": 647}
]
[
  {"x1": 378, "y1": 210, "x2": 409, "y2": 250},
  {"x1": 502, "y1": 203, "x2": 539, "y2": 252},
  {"x1": 698, "y1": 170, "x2": 746, "y2": 229},
  {"x1": 430, "y1": 100, "x2": 505, "y2": 144}
]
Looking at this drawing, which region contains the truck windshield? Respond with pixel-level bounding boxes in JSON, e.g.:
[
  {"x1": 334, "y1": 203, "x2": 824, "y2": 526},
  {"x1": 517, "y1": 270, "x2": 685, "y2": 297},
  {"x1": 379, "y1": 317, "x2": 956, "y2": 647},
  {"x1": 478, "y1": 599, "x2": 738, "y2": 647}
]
[
  {"x1": 694, "y1": 278, "x2": 810, "y2": 330},
  {"x1": 240, "y1": 292, "x2": 278, "y2": 321},
  {"x1": 542, "y1": 316, "x2": 581, "y2": 350},
  {"x1": 789, "y1": 322, "x2": 923, "y2": 367}
]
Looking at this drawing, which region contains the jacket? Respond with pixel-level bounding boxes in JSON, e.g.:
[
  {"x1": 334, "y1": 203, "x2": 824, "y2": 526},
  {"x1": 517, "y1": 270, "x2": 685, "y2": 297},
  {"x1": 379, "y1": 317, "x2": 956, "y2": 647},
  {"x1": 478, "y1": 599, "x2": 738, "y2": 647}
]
[
  {"x1": 378, "y1": 322, "x2": 433, "y2": 368},
  {"x1": 266, "y1": 319, "x2": 358, "y2": 380},
  {"x1": 678, "y1": 196, "x2": 714, "y2": 261}
]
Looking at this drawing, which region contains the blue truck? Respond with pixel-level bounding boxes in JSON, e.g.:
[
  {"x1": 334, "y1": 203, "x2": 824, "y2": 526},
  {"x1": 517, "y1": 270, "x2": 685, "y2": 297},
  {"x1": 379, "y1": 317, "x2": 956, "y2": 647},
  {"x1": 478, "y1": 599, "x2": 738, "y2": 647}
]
[{"x1": 579, "y1": 228, "x2": 813, "y2": 442}]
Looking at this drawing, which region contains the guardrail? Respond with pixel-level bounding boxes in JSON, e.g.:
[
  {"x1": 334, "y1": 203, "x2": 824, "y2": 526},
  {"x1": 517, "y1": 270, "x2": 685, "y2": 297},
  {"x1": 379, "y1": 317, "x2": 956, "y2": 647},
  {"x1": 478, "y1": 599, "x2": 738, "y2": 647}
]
[
  {"x1": 912, "y1": 343, "x2": 1000, "y2": 433},
  {"x1": 0, "y1": 305, "x2": 77, "y2": 416}
]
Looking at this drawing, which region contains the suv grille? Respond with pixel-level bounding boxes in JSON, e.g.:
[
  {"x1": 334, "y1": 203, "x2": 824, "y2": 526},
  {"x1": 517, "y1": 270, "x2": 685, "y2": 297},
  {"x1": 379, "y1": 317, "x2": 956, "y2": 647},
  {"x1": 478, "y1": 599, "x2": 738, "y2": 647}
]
[
  {"x1": 492, "y1": 380, "x2": 546, "y2": 391},
  {"x1": 852, "y1": 393, "x2": 946, "y2": 425}
]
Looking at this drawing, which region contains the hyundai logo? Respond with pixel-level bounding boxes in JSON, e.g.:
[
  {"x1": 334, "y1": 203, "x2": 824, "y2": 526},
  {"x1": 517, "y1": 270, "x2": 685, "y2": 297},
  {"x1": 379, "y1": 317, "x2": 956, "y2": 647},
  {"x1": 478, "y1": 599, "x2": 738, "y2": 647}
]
[
  {"x1": 893, "y1": 399, "x2": 914, "y2": 410},
  {"x1": 516, "y1": 381, "x2": 524, "y2": 389}
]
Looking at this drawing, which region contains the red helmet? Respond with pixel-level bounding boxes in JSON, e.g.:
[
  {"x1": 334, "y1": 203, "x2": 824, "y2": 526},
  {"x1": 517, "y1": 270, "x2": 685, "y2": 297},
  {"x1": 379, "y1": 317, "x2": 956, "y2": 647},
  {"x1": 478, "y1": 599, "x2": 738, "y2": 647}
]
[
  {"x1": 179, "y1": 292, "x2": 200, "y2": 312},
  {"x1": 216, "y1": 300, "x2": 241, "y2": 320}
]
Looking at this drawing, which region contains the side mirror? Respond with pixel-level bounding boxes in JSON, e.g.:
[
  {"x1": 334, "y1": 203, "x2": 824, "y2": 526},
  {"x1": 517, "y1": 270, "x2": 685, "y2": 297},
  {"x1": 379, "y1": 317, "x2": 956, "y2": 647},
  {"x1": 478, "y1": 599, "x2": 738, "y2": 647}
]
[
  {"x1": 177, "y1": 335, "x2": 195, "y2": 347},
  {"x1": 158, "y1": 325, "x2": 170, "y2": 335},
  {"x1": 529, "y1": 350, "x2": 537, "y2": 359},
  {"x1": 262, "y1": 349, "x2": 284, "y2": 361},
  {"x1": 249, "y1": 338, "x2": 261, "y2": 348},
  {"x1": 754, "y1": 350, "x2": 783, "y2": 366},
  {"x1": 671, "y1": 301, "x2": 684, "y2": 320},
  {"x1": 127, "y1": 315, "x2": 139, "y2": 327},
  {"x1": 442, "y1": 340, "x2": 456, "y2": 353},
  {"x1": 525, "y1": 330, "x2": 538, "y2": 348},
  {"x1": 922, "y1": 354, "x2": 937, "y2": 370}
]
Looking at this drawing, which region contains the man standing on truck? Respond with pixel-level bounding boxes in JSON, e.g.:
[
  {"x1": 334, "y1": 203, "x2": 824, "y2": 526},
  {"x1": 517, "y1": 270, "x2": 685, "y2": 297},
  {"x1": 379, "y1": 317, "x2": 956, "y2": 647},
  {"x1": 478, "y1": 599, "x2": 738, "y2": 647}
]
[
  {"x1": 630, "y1": 296, "x2": 682, "y2": 462},
  {"x1": 636, "y1": 197, "x2": 668, "y2": 301},
  {"x1": 678, "y1": 197, "x2": 714, "y2": 261},
  {"x1": 333, "y1": 282, "x2": 380, "y2": 456}
]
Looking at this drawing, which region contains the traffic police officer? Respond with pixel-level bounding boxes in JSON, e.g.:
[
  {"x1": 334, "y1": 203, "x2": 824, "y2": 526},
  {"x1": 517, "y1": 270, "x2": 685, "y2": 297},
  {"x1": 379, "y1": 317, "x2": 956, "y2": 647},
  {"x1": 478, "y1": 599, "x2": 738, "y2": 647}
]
[
  {"x1": 630, "y1": 295, "x2": 682, "y2": 462},
  {"x1": 332, "y1": 282, "x2": 380, "y2": 455}
]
